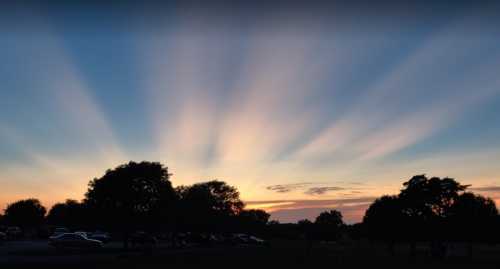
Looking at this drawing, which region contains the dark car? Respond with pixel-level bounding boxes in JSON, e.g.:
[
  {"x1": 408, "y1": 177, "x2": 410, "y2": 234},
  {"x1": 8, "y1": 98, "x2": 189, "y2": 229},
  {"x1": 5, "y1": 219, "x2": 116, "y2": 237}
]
[{"x1": 49, "y1": 233, "x2": 103, "y2": 249}]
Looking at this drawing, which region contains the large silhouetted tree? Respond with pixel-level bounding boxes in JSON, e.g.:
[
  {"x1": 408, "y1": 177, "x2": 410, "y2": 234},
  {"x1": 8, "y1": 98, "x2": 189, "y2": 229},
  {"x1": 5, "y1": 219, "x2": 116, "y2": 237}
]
[
  {"x1": 399, "y1": 175, "x2": 468, "y2": 220},
  {"x1": 399, "y1": 175, "x2": 468, "y2": 245},
  {"x1": 177, "y1": 180, "x2": 244, "y2": 232},
  {"x1": 84, "y1": 161, "x2": 176, "y2": 248},
  {"x1": 47, "y1": 199, "x2": 87, "y2": 228},
  {"x1": 4, "y1": 199, "x2": 46, "y2": 229}
]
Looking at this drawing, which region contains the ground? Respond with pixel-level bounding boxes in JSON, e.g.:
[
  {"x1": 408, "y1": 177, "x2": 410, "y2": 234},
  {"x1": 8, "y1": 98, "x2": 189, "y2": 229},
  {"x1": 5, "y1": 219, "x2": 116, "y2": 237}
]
[{"x1": 0, "y1": 239, "x2": 499, "y2": 268}]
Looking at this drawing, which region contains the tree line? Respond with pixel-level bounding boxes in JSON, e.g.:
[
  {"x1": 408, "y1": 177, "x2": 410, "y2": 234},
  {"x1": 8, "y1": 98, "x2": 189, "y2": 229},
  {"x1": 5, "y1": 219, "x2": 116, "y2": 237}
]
[
  {"x1": 361, "y1": 175, "x2": 499, "y2": 257},
  {"x1": 1, "y1": 162, "x2": 499, "y2": 251},
  {"x1": 0, "y1": 162, "x2": 272, "y2": 247}
]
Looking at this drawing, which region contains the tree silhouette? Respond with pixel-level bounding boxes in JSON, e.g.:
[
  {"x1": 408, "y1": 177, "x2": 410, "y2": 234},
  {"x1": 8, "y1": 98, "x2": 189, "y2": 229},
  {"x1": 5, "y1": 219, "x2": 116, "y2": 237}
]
[
  {"x1": 314, "y1": 210, "x2": 344, "y2": 241},
  {"x1": 297, "y1": 219, "x2": 314, "y2": 240},
  {"x1": 399, "y1": 175, "x2": 468, "y2": 246},
  {"x1": 399, "y1": 175, "x2": 468, "y2": 220},
  {"x1": 447, "y1": 192, "x2": 498, "y2": 243},
  {"x1": 84, "y1": 161, "x2": 176, "y2": 248},
  {"x1": 297, "y1": 219, "x2": 312, "y2": 226},
  {"x1": 238, "y1": 209, "x2": 270, "y2": 234},
  {"x1": 4, "y1": 199, "x2": 46, "y2": 230},
  {"x1": 239, "y1": 209, "x2": 270, "y2": 225},
  {"x1": 47, "y1": 199, "x2": 87, "y2": 229},
  {"x1": 363, "y1": 195, "x2": 407, "y2": 254},
  {"x1": 362, "y1": 175, "x2": 499, "y2": 257},
  {"x1": 315, "y1": 210, "x2": 343, "y2": 226},
  {"x1": 177, "y1": 180, "x2": 244, "y2": 232}
]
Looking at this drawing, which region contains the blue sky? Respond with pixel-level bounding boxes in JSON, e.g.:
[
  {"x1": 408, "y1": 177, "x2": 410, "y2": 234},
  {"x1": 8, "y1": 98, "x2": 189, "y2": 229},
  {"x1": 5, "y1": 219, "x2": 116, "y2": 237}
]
[{"x1": 1, "y1": 2, "x2": 500, "y2": 222}]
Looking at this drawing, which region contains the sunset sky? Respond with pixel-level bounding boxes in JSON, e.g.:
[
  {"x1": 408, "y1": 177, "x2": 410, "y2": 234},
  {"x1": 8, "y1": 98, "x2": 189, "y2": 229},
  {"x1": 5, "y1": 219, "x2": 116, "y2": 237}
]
[{"x1": 1, "y1": 2, "x2": 499, "y2": 223}]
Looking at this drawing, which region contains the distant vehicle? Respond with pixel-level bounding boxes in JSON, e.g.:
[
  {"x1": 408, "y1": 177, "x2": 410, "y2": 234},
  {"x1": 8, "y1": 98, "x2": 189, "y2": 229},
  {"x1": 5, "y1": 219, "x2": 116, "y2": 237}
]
[
  {"x1": 49, "y1": 233, "x2": 103, "y2": 249},
  {"x1": 6, "y1": 226, "x2": 22, "y2": 240},
  {"x1": 52, "y1": 227, "x2": 70, "y2": 236},
  {"x1": 88, "y1": 231, "x2": 111, "y2": 243}
]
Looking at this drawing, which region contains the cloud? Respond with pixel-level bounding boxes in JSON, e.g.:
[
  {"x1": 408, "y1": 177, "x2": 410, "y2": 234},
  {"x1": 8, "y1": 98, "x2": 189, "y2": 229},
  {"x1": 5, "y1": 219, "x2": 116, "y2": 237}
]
[
  {"x1": 304, "y1": 187, "x2": 344, "y2": 195},
  {"x1": 266, "y1": 183, "x2": 315, "y2": 193},
  {"x1": 266, "y1": 182, "x2": 351, "y2": 196},
  {"x1": 469, "y1": 186, "x2": 500, "y2": 192},
  {"x1": 246, "y1": 197, "x2": 376, "y2": 223},
  {"x1": 291, "y1": 15, "x2": 500, "y2": 163},
  {"x1": 246, "y1": 197, "x2": 376, "y2": 210}
]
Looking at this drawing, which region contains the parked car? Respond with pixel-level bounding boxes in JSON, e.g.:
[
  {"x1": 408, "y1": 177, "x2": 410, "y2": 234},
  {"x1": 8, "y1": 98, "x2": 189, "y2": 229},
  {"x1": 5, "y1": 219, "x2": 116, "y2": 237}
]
[
  {"x1": 49, "y1": 233, "x2": 103, "y2": 249},
  {"x1": 6, "y1": 226, "x2": 22, "y2": 240},
  {"x1": 88, "y1": 231, "x2": 111, "y2": 243}
]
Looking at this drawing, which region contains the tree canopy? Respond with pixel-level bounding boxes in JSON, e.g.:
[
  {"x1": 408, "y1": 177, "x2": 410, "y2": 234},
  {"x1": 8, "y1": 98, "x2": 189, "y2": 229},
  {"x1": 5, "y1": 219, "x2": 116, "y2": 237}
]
[
  {"x1": 312, "y1": 210, "x2": 344, "y2": 241},
  {"x1": 4, "y1": 198, "x2": 46, "y2": 228},
  {"x1": 177, "y1": 180, "x2": 245, "y2": 231},
  {"x1": 363, "y1": 175, "x2": 498, "y2": 244},
  {"x1": 84, "y1": 161, "x2": 176, "y2": 235},
  {"x1": 47, "y1": 199, "x2": 87, "y2": 228},
  {"x1": 399, "y1": 175, "x2": 468, "y2": 219}
]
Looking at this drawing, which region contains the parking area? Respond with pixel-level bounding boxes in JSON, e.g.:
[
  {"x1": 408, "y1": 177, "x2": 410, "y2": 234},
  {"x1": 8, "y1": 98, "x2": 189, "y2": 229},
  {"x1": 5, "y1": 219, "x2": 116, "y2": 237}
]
[
  {"x1": 0, "y1": 240, "x2": 121, "y2": 265},
  {"x1": 0, "y1": 239, "x2": 267, "y2": 268}
]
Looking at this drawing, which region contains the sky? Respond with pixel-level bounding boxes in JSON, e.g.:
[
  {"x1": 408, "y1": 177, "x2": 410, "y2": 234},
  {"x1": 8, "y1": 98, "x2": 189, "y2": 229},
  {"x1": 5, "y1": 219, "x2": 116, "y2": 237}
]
[{"x1": 1, "y1": 1, "x2": 500, "y2": 223}]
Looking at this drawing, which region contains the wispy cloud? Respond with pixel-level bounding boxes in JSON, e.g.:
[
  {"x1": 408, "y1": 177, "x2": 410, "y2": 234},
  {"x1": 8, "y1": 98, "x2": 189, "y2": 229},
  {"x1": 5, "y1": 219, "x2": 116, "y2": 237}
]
[
  {"x1": 266, "y1": 182, "x2": 356, "y2": 196},
  {"x1": 470, "y1": 186, "x2": 500, "y2": 192},
  {"x1": 292, "y1": 14, "x2": 500, "y2": 163},
  {"x1": 266, "y1": 183, "x2": 316, "y2": 193},
  {"x1": 304, "y1": 187, "x2": 345, "y2": 195}
]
